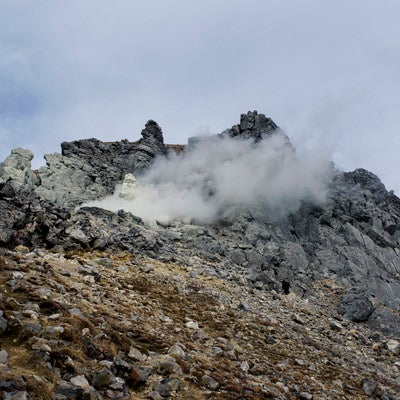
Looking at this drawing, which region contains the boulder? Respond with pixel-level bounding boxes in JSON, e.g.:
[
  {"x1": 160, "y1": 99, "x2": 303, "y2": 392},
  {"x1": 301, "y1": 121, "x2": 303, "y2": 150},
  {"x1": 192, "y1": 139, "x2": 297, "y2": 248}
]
[{"x1": 0, "y1": 148, "x2": 39, "y2": 190}]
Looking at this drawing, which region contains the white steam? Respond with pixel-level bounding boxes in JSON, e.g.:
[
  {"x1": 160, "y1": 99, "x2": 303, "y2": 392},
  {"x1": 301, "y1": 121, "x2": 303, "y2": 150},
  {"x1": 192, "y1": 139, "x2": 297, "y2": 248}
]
[{"x1": 86, "y1": 134, "x2": 333, "y2": 223}]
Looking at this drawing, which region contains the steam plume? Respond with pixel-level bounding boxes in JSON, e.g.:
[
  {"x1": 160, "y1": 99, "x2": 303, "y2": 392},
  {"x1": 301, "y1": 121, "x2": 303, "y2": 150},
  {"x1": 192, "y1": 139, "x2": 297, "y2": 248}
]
[{"x1": 86, "y1": 134, "x2": 333, "y2": 223}]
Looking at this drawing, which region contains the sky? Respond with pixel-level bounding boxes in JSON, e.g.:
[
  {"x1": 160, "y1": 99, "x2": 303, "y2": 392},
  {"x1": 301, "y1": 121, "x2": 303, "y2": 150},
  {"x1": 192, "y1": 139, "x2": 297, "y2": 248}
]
[{"x1": 1, "y1": 0, "x2": 399, "y2": 192}]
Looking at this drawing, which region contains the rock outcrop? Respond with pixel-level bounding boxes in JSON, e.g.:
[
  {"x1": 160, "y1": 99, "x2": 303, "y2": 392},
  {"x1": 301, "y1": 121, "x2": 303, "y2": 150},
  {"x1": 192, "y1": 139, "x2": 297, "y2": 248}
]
[
  {"x1": 0, "y1": 120, "x2": 168, "y2": 209},
  {"x1": 0, "y1": 148, "x2": 39, "y2": 190},
  {"x1": 222, "y1": 110, "x2": 280, "y2": 141},
  {"x1": 0, "y1": 180, "x2": 70, "y2": 248}
]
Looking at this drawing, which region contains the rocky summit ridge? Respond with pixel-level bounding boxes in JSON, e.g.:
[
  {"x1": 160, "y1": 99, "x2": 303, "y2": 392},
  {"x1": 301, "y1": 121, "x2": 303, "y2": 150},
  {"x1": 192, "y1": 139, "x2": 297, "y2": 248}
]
[{"x1": 0, "y1": 111, "x2": 400, "y2": 399}]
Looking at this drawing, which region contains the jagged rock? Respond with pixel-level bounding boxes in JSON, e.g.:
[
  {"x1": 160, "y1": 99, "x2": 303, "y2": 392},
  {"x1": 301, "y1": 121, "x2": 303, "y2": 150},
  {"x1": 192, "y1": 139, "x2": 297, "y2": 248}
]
[
  {"x1": 226, "y1": 110, "x2": 279, "y2": 142},
  {"x1": 7, "y1": 121, "x2": 165, "y2": 209},
  {"x1": 131, "y1": 120, "x2": 167, "y2": 171},
  {"x1": 54, "y1": 382, "x2": 84, "y2": 399},
  {"x1": 0, "y1": 148, "x2": 39, "y2": 191},
  {"x1": 0, "y1": 180, "x2": 70, "y2": 248},
  {"x1": 188, "y1": 111, "x2": 292, "y2": 151}
]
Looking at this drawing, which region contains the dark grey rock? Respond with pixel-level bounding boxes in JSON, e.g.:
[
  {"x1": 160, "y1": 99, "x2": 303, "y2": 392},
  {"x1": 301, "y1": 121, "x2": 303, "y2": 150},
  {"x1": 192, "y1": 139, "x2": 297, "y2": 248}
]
[
  {"x1": 337, "y1": 290, "x2": 375, "y2": 322},
  {"x1": 367, "y1": 307, "x2": 400, "y2": 338},
  {"x1": 28, "y1": 120, "x2": 167, "y2": 208},
  {"x1": 223, "y1": 111, "x2": 281, "y2": 143},
  {"x1": 0, "y1": 180, "x2": 70, "y2": 249},
  {"x1": 0, "y1": 314, "x2": 7, "y2": 335},
  {"x1": 78, "y1": 265, "x2": 101, "y2": 281},
  {"x1": 201, "y1": 374, "x2": 220, "y2": 390},
  {"x1": 361, "y1": 378, "x2": 378, "y2": 396},
  {"x1": 92, "y1": 369, "x2": 117, "y2": 389},
  {"x1": 54, "y1": 382, "x2": 84, "y2": 400},
  {"x1": 153, "y1": 381, "x2": 171, "y2": 398}
]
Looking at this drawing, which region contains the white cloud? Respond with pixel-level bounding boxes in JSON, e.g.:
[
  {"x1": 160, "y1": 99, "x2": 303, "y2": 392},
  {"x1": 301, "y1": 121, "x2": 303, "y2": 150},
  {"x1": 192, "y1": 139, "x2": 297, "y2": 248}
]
[{"x1": 0, "y1": 1, "x2": 399, "y2": 191}]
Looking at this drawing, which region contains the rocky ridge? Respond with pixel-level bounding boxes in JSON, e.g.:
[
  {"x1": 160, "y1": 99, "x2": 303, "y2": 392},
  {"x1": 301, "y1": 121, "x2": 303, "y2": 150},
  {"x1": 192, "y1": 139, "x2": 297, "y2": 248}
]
[{"x1": 1, "y1": 111, "x2": 400, "y2": 399}]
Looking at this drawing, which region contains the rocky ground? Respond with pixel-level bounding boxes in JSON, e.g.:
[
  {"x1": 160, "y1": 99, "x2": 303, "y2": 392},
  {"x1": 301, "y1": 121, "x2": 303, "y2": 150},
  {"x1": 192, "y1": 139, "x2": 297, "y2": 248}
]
[{"x1": 1, "y1": 245, "x2": 400, "y2": 399}]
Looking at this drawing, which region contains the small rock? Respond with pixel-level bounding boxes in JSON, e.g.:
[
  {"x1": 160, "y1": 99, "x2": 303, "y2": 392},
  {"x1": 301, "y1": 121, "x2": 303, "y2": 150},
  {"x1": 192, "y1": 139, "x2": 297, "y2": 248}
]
[
  {"x1": 37, "y1": 343, "x2": 52, "y2": 352},
  {"x1": 386, "y1": 339, "x2": 400, "y2": 355},
  {"x1": 240, "y1": 360, "x2": 250, "y2": 373},
  {"x1": 117, "y1": 265, "x2": 128, "y2": 272},
  {"x1": 21, "y1": 310, "x2": 38, "y2": 318},
  {"x1": 4, "y1": 391, "x2": 30, "y2": 400},
  {"x1": 68, "y1": 308, "x2": 83, "y2": 317},
  {"x1": 361, "y1": 378, "x2": 378, "y2": 396},
  {"x1": 22, "y1": 322, "x2": 41, "y2": 337},
  {"x1": 64, "y1": 356, "x2": 76, "y2": 369},
  {"x1": 291, "y1": 314, "x2": 305, "y2": 325},
  {"x1": 168, "y1": 343, "x2": 185, "y2": 359},
  {"x1": 148, "y1": 390, "x2": 163, "y2": 400},
  {"x1": 211, "y1": 347, "x2": 224, "y2": 356},
  {"x1": 128, "y1": 365, "x2": 149, "y2": 387},
  {"x1": 128, "y1": 346, "x2": 147, "y2": 361},
  {"x1": 108, "y1": 377, "x2": 125, "y2": 390},
  {"x1": 140, "y1": 264, "x2": 154, "y2": 273},
  {"x1": 0, "y1": 349, "x2": 9, "y2": 364},
  {"x1": 65, "y1": 227, "x2": 89, "y2": 244},
  {"x1": 12, "y1": 271, "x2": 24, "y2": 279},
  {"x1": 298, "y1": 392, "x2": 313, "y2": 400},
  {"x1": 113, "y1": 356, "x2": 131, "y2": 371},
  {"x1": 31, "y1": 338, "x2": 50, "y2": 350},
  {"x1": 201, "y1": 375, "x2": 219, "y2": 390},
  {"x1": 153, "y1": 382, "x2": 170, "y2": 398},
  {"x1": 238, "y1": 301, "x2": 251, "y2": 311},
  {"x1": 54, "y1": 382, "x2": 83, "y2": 399},
  {"x1": 96, "y1": 258, "x2": 113, "y2": 267},
  {"x1": 45, "y1": 325, "x2": 64, "y2": 335},
  {"x1": 98, "y1": 360, "x2": 114, "y2": 369},
  {"x1": 158, "y1": 357, "x2": 183, "y2": 375},
  {"x1": 329, "y1": 320, "x2": 343, "y2": 331},
  {"x1": 93, "y1": 238, "x2": 107, "y2": 250},
  {"x1": 82, "y1": 327, "x2": 90, "y2": 336},
  {"x1": 0, "y1": 315, "x2": 7, "y2": 335},
  {"x1": 266, "y1": 334, "x2": 277, "y2": 344},
  {"x1": 92, "y1": 369, "x2": 116, "y2": 389},
  {"x1": 185, "y1": 320, "x2": 199, "y2": 329},
  {"x1": 14, "y1": 245, "x2": 30, "y2": 254},
  {"x1": 77, "y1": 265, "x2": 101, "y2": 281},
  {"x1": 34, "y1": 287, "x2": 52, "y2": 300},
  {"x1": 70, "y1": 375, "x2": 90, "y2": 390}
]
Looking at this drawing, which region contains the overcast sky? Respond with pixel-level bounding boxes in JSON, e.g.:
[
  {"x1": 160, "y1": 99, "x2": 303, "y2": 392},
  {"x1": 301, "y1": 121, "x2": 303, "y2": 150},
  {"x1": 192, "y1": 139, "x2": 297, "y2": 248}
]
[{"x1": 1, "y1": 1, "x2": 399, "y2": 192}]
